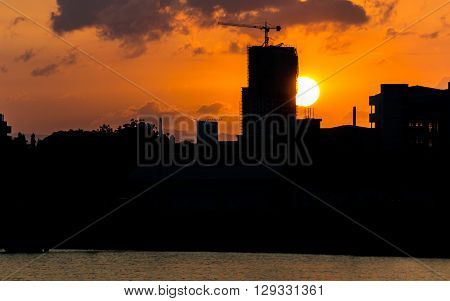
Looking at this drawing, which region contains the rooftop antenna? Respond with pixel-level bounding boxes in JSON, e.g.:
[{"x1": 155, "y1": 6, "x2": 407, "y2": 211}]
[{"x1": 218, "y1": 21, "x2": 282, "y2": 47}]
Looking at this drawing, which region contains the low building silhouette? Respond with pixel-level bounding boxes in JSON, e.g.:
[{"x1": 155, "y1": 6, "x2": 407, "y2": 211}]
[
  {"x1": 0, "y1": 113, "x2": 12, "y2": 142},
  {"x1": 370, "y1": 83, "x2": 450, "y2": 151},
  {"x1": 197, "y1": 120, "x2": 218, "y2": 144}
]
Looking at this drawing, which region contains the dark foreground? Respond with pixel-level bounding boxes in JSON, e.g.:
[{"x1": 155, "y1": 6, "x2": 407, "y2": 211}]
[{"x1": 1, "y1": 123, "x2": 450, "y2": 258}]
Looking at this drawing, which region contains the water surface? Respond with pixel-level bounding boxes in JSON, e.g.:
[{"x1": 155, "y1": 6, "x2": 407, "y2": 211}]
[{"x1": 1, "y1": 251, "x2": 449, "y2": 281}]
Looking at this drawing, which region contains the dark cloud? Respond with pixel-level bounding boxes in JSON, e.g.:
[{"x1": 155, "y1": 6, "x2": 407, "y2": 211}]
[
  {"x1": 197, "y1": 103, "x2": 224, "y2": 115},
  {"x1": 191, "y1": 0, "x2": 369, "y2": 26},
  {"x1": 323, "y1": 35, "x2": 351, "y2": 54},
  {"x1": 30, "y1": 51, "x2": 78, "y2": 77},
  {"x1": 420, "y1": 32, "x2": 439, "y2": 39},
  {"x1": 228, "y1": 42, "x2": 240, "y2": 54},
  {"x1": 386, "y1": 27, "x2": 440, "y2": 40},
  {"x1": 60, "y1": 51, "x2": 78, "y2": 65},
  {"x1": 134, "y1": 102, "x2": 183, "y2": 118},
  {"x1": 135, "y1": 102, "x2": 163, "y2": 116},
  {"x1": 385, "y1": 28, "x2": 414, "y2": 38},
  {"x1": 192, "y1": 47, "x2": 207, "y2": 56},
  {"x1": 15, "y1": 49, "x2": 36, "y2": 62},
  {"x1": 0, "y1": 65, "x2": 8, "y2": 74},
  {"x1": 50, "y1": 0, "x2": 369, "y2": 57},
  {"x1": 51, "y1": 0, "x2": 181, "y2": 57},
  {"x1": 228, "y1": 42, "x2": 246, "y2": 54},
  {"x1": 367, "y1": 0, "x2": 398, "y2": 24},
  {"x1": 179, "y1": 43, "x2": 210, "y2": 56},
  {"x1": 31, "y1": 64, "x2": 59, "y2": 77}
]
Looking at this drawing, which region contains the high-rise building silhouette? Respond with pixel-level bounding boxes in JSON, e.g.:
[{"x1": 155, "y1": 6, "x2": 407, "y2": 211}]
[
  {"x1": 370, "y1": 83, "x2": 450, "y2": 150},
  {"x1": 241, "y1": 46, "x2": 298, "y2": 139}
]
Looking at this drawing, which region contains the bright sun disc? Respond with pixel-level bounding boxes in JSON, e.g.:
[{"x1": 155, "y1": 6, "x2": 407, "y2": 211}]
[{"x1": 297, "y1": 77, "x2": 320, "y2": 107}]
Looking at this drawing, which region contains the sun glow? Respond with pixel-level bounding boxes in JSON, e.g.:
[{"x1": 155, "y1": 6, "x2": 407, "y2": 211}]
[{"x1": 296, "y1": 77, "x2": 320, "y2": 107}]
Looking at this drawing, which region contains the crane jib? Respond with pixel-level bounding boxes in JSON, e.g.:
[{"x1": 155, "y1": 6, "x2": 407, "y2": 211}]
[{"x1": 218, "y1": 21, "x2": 282, "y2": 47}]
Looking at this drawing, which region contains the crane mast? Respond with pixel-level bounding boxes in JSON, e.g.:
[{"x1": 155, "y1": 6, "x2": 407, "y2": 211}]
[{"x1": 218, "y1": 21, "x2": 282, "y2": 47}]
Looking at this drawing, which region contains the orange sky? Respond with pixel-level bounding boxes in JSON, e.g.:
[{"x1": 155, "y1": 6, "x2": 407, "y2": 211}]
[{"x1": 0, "y1": 0, "x2": 449, "y2": 137}]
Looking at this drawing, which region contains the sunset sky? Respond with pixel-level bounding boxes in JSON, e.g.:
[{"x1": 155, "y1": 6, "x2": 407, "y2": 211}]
[{"x1": 0, "y1": 0, "x2": 449, "y2": 137}]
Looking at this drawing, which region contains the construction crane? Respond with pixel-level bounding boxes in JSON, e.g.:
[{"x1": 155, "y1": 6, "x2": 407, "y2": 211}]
[{"x1": 218, "y1": 21, "x2": 281, "y2": 47}]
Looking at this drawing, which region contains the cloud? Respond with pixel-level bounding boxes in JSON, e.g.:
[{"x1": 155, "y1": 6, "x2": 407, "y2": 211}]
[
  {"x1": 60, "y1": 51, "x2": 78, "y2": 65},
  {"x1": 323, "y1": 35, "x2": 352, "y2": 54},
  {"x1": 440, "y1": 15, "x2": 449, "y2": 28},
  {"x1": 132, "y1": 102, "x2": 195, "y2": 140},
  {"x1": 367, "y1": 0, "x2": 398, "y2": 24},
  {"x1": 199, "y1": 0, "x2": 369, "y2": 26},
  {"x1": 342, "y1": 109, "x2": 368, "y2": 125},
  {"x1": 30, "y1": 51, "x2": 78, "y2": 77},
  {"x1": 11, "y1": 16, "x2": 26, "y2": 26},
  {"x1": 95, "y1": 101, "x2": 238, "y2": 141},
  {"x1": 197, "y1": 103, "x2": 224, "y2": 115},
  {"x1": 31, "y1": 64, "x2": 59, "y2": 77},
  {"x1": 135, "y1": 102, "x2": 164, "y2": 116},
  {"x1": 435, "y1": 77, "x2": 450, "y2": 89},
  {"x1": 0, "y1": 65, "x2": 8, "y2": 74},
  {"x1": 51, "y1": 0, "x2": 181, "y2": 57},
  {"x1": 385, "y1": 27, "x2": 415, "y2": 38},
  {"x1": 15, "y1": 49, "x2": 36, "y2": 62},
  {"x1": 228, "y1": 42, "x2": 246, "y2": 54},
  {"x1": 386, "y1": 27, "x2": 440, "y2": 40},
  {"x1": 192, "y1": 47, "x2": 207, "y2": 56},
  {"x1": 179, "y1": 43, "x2": 211, "y2": 56},
  {"x1": 134, "y1": 102, "x2": 184, "y2": 119},
  {"x1": 50, "y1": 0, "x2": 369, "y2": 57},
  {"x1": 420, "y1": 32, "x2": 439, "y2": 39}
]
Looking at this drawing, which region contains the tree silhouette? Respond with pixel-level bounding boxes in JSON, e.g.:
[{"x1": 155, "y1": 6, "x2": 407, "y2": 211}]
[
  {"x1": 13, "y1": 132, "x2": 27, "y2": 145},
  {"x1": 30, "y1": 133, "x2": 37, "y2": 148}
]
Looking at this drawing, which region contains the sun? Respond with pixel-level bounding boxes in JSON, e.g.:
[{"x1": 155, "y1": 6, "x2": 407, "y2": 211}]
[{"x1": 296, "y1": 77, "x2": 320, "y2": 107}]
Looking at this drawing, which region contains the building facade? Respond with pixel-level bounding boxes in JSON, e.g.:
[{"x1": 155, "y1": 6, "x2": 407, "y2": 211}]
[
  {"x1": 197, "y1": 120, "x2": 219, "y2": 144},
  {"x1": 241, "y1": 46, "x2": 298, "y2": 139},
  {"x1": 370, "y1": 83, "x2": 450, "y2": 150}
]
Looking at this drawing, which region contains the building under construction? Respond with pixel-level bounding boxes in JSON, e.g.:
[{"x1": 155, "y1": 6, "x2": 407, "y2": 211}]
[{"x1": 241, "y1": 45, "x2": 298, "y2": 139}]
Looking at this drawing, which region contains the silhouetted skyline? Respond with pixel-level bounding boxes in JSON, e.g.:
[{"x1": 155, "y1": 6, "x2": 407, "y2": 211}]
[
  {"x1": 1, "y1": 0, "x2": 449, "y2": 135},
  {"x1": 1, "y1": 1, "x2": 450, "y2": 258}
]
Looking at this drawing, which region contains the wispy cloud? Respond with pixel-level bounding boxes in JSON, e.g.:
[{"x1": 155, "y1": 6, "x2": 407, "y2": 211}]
[
  {"x1": 60, "y1": 51, "x2": 78, "y2": 66},
  {"x1": 11, "y1": 16, "x2": 25, "y2": 26},
  {"x1": 385, "y1": 27, "x2": 415, "y2": 38},
  {"x1": 15, "y1": 49, "x2": 36, "y2": 62},
  {"x1": 179, "y1": 43, "x2": 211, "y2": 56},
  {"x1": 367, "y1": 0, "x2": 398, "y2": 24},
  {"x1": 31, "y1": 64, "x2": 59, "y2": 77},
  {"x1": 30, "y1": 51, "x2": 78, "y2": 77},
  {"x1": 323, "y1": 35, "x2": 352, "y2": 54},
  {"x1": 228, "y1": 42, "x2": 246, "y2": 54},
  {"x1": 420, "y1": 31, "x2": 439, "y2": 39},
  {"x1": 197, "y1": 103, "x2": 224, "y2": 115}
]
